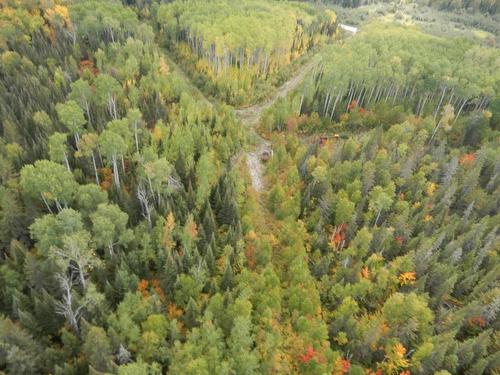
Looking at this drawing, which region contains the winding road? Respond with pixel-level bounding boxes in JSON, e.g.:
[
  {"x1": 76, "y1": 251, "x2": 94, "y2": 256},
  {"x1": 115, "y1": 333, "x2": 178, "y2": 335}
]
[{"x1": 234, "y1": 59, "x2": 318, "y2": 191}]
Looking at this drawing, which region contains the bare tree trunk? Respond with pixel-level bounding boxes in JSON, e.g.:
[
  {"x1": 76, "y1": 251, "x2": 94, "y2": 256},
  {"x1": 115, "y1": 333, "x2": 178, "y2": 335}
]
[
  {"x1": 55, "y1": 274, "x2": 82, "y2": 336},
  {"x1": 434, "y1": 86, "x2": 447, "y2": 119},
  {"x1": 365, "y1": 85, "x2": 373, "y2": 106},
  {"x1": 357, "y1": 85, "x2": 365, "y2": 104},
  {"x1": 447, "y1": 88, "x2": 454, "y2": 105},
  {"x1": 419, "y1": 94, "x2": 429, "y2": 117},
  {"x1": 323, "y1": 92, "x2": 331, "y2": 116},
  {"x1": 112, "y1": 155, "x2": 120, "y2": 188},
  {"x1": 134, "y1": 122, "x2": 139, "y2": 154},
  {"x1": 97, "y1": 146, "x2": 104, "y2": 166},
  {"x1": 454, "y1": 98, "x2": 468, "y2": 123},
  {"x1": 409, "y1": 83, "x2": 416, "y2": 100},
  {"x1": 429, "y1": 119, "x2": 442, "y2": 144},
  {"x1": 392, "y1": 85, "x2": 399, "y2": 104},
  {"x1": 40, "y1": 193, "x2": 53, "y2": 213},
  {"x1": 91, "y1": 152, "x2": 99, "y2": 185},
  {"x1": 74, "y1": 133, "x2": 80, "y2": 150},
  {"x1": 374, "y1": 209, "x2": 382, "y2": 226},
  {"x1": 359, "y1": 86, "x2": 368, "y2": 107},
  {"x1": 85, "y1": 101, "x2": 92, "y2": 126},
  {"x1": 330, "y1": 93, "x2": 341, "y2": 120},
  {"x1": 64, "y1": 152, "x2": 71, "y2": 172},
  {"x1": 108, "y1": 243, "x2": 114, "y2": 256},
  {"x1": 77, "y1": 264, "x2": 86, "y2": 290},
  {"x1": 137, "y1": 185, "x2": 152, "y2": 227}
]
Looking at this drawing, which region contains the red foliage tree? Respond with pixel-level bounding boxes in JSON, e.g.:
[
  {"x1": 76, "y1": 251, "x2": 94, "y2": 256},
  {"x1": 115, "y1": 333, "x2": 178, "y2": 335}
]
[{"x1": 298, "y1": 346, "x2": 316, "y2": 363}]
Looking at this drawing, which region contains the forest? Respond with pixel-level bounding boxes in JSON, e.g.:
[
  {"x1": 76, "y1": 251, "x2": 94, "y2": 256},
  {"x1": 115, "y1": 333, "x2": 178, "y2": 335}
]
[
  {"x1": 321, "y1": 0, "x2": 499, "y2": 15},
  {"x1": 0, "y1": 0, "x2": 498, "y2": 374},
  {"x1": 156, "y1": 0, "x2": 338, "y2": 105},
  {"x1": 260, "y1": 22, "x2": 500, "y2": 132}
]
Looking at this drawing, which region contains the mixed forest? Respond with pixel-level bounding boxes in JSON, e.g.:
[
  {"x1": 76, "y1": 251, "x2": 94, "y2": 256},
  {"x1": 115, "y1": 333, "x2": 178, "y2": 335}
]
[
  {"x1": 156, "y1": 0, "x2": 338, "y2": 105},
  {"x1": 0, "y1": 0, "x2": 499, "y2": 375}
]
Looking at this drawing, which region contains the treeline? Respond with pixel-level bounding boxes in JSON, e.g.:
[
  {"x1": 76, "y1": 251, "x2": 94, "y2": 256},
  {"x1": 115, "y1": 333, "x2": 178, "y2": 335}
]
[
  {"x1": 419, "y1": 0, "x2": 498, "y2": 15},
  {"x1": 156, "y1": 0, "x2": 338, "y2": 105},
  {"x1": 262, "y1": 23, "x2": 499, "y2": 131},
  {"x1": 263, "y1": 103, "x2": 499, "y2": 373},
  {"x1": 314, "y1": 0, "x2": 499, "y2": 15}
]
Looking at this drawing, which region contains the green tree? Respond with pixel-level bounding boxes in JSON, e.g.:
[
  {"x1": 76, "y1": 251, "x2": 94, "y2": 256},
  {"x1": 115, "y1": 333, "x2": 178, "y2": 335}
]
[
  {"x1": 56, "y1": 100, "x2": 86, "y2": 146},
  {"x1": 0, "y1": 316, "x2": 42, "y2": 375},
  {"x1": 368, "y1": 185, "x2": 393, "y2": 226},
  {"x1": 82, "y1": 325, "x2": 112, "y2": 372},
  {"x1": 99, "y1": 130, "x2": 128, "y2": 189},
  {"x1": 20, "y1": 160, "x2": 78, "y2": 212},
  {"x1": 75, "y1": 184, "x2": 108, "y2": 216},
  {"x1": 90, "y1": 203, "x2": 133, "y2": 256},
  {"x1": 118, "y1": 361, "x2": 161, "y2": 375},
  {"x1": 69, "y1": 78, "x2": 93, "y2": 125},
  {"x1": 95, "y1": 74, "x2": 122, "y2": 119},
  {"x1": 76, "y1": 132, "x2": 100, "y2": 185},
  {"x1": 49, "y1": 230, "x2": 100, "y2": 290},
  {"x1": 48, "y1": 132, "x2": 71, "y2": 172},
  {"x1": 382, "y1": 293, "x2": 434, "y2": 348}
]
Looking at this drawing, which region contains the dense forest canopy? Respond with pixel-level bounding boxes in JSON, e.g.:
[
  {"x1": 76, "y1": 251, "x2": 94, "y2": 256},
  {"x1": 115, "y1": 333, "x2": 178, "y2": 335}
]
[
  {"x1": 0, "y1": 0, "x2": 498, "y2": 374},
  {"x1": 293, "y1": 23, "x2": 500, "y2": 124},
  {"x1": 316, "y1": 0, "x2": 499, "y2": 15},
  {"x1": 157, "y1": 0, "x2": 338, "y2": 105}
]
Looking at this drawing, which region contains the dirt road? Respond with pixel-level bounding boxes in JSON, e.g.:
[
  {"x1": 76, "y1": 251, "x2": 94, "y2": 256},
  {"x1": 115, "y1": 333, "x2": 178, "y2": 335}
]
[
  {"x1": 162, "y1": 49, "x2": 317, "y2": 192},
  {"x1": 235, "y1": 60, "x2": 317, "y2": 191}
]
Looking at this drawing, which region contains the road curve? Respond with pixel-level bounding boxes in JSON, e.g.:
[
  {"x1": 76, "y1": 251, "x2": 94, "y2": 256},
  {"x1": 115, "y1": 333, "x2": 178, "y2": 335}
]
[{"x1": 235, "y1": 60, "x2": 318, "y2": 191}]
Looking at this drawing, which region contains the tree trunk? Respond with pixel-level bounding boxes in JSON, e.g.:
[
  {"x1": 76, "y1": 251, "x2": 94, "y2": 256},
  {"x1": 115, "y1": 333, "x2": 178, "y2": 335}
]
[
  {"x1": 112, "y1": 155, "x2": 120, "y2": 188},
  {"x1": 134, "y1": 122, "x2": 139, "y2": 154},
  {"x1": 74, "y1": 133, "x2": 80, "y2": 150},
  {"x1": 55, "y1": 199, "x2": 63, "y2": 212},
  {"x1": 454, "y1": 98, "x2": 468, "y2": 123},
  {"x1": 64, "y1": 152, "x2": 71, "y2": 172},
  {"x1": 40, "y1": 193, "x2": 53, "y2": 213},
  {"x1": 78, "y1": 265, "x2": 86, "y2": 290},
  {"x1": 85, "y1": 101, "x2": 92, "y2": 126},
  {"x1": 429, "y1": 119, "x2": 442, "y2": 144},
  {"x1": 330, "y1": 93, "x2": 341, "y2": 120},
  {"x1": 434, "y1": 86, "x2": 446, "y2": 119},
  {"x1": 374, "y1": 209, "x2": 382, "y2": 226},
  {"x1": 91, "y1": 152, "x2": 100, "y2": 185}
]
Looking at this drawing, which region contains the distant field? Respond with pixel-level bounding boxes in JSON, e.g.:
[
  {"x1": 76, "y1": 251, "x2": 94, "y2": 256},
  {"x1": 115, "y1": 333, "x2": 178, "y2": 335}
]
[{"x1": 331, "y1": 2, "x2": 499, "y2": 46}]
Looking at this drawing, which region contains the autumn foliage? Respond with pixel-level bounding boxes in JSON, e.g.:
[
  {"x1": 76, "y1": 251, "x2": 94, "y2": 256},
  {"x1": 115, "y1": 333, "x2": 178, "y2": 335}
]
[
  {"x1": 137, "y1": 279, "x2": 166, "y2": 301},
  {"x1": 333, "y1": 357, "x2": 351, "y2": 375},
  {"x1": 330, "y1": 223, "x2": 348, "y2": 250},
  {"x1": 468, "y1": 316, "x2": 487, "y2": 328},
  {"x1": 459, "y1": 152, "x2": 476, "y2": 167},
  {"x1": 398, "y1": 272, "x2": 416, "y2": 286},
  {"x1": 298, "y1": 346, "x2": 317, "y2": 363}
]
